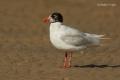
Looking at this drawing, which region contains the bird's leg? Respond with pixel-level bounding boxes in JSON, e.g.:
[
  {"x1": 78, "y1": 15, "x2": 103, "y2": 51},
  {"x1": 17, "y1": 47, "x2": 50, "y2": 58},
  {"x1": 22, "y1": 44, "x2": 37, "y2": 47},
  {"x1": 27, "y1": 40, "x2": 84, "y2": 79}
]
[
  {"x1": 63, "y1": 52, "x2": 68, "y2": 68},
  {"x1": 67, "y1": 52, "x2": 72, "y2": 68},
  {"x1": 63, "y1": 51, "x2": 73, "y2": 68}
]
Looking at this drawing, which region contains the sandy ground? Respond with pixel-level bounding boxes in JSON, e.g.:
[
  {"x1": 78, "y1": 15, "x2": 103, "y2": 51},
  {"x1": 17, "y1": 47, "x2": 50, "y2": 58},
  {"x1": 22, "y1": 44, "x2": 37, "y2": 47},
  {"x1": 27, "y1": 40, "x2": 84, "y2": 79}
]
[{"x1": 0, "y1": 0, "x2": 120, "y2": 80}]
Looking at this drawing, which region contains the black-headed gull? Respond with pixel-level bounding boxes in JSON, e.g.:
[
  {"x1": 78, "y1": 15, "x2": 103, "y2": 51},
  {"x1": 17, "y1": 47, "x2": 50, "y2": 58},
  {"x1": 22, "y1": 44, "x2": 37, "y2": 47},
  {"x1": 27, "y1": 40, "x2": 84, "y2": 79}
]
[{"x1": 43, "y1": 12, "x2": 106, "y2": 68}]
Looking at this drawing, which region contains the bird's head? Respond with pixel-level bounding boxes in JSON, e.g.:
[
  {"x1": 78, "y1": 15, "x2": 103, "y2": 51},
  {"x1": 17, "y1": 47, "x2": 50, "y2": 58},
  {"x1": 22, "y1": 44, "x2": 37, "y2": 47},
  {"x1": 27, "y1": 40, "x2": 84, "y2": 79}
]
[{"x1": 43, "y1": 12, "x2": 63, "y2": 24}]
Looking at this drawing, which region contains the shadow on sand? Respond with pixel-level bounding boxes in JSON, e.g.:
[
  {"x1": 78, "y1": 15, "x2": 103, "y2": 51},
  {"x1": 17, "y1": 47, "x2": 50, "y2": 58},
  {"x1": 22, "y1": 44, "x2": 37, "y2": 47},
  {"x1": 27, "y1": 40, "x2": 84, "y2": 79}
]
[{"x1": 73, "y1": 64, "x2": 120, "y2": 68}]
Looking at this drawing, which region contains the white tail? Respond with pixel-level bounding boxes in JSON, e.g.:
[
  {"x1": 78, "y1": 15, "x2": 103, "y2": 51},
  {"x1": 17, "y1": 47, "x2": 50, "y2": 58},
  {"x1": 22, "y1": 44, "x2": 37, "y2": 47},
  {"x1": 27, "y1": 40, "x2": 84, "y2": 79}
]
[
  {"x1": 100, "y1": 37, "x2": 111, "y2": 39},
  {"x1": 93, "y1": 34, "x2": 111, "y2": 40}
]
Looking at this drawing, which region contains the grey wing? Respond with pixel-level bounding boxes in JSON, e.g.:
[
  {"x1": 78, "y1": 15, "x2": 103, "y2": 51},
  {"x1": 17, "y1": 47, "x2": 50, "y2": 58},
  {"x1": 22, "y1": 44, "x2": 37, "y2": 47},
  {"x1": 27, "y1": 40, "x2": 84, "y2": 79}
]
[{"x1": 61, "y1": 34, "x2": 90, "y2": 46}]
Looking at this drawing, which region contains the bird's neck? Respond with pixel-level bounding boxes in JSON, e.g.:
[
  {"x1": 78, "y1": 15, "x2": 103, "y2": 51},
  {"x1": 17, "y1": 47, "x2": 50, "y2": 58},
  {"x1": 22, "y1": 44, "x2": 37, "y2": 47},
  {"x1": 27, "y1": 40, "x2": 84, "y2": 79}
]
[
  {"x1": 49, "y1": 22, "x2": 63, "y2": 33},
  {"x1": 50, "y1": 22, "x2": 62, "y2": 26},
  {"x1": 50, "y1": 22, "x2": 62, "y2": 29}
]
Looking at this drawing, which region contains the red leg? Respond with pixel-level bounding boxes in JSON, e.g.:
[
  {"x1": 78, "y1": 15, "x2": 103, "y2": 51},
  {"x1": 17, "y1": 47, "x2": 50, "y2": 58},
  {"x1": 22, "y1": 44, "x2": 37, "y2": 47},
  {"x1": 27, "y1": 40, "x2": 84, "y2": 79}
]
[
  {"x1": 63, "y1": 51, "x2": 72, "y2": 68},
  {"x1": 63, "y1": 52, "x2": 68, "y2": 68},
  {"x1": 67, "y1": 52, "x2": 72, "y2": 68}
]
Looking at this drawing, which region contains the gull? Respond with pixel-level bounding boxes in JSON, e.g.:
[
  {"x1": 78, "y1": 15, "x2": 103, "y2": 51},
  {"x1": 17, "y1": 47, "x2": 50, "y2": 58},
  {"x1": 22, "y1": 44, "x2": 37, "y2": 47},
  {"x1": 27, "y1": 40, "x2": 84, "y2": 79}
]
[{"x1": 43, "y1": 12, "x2": 108, "y2": 68}]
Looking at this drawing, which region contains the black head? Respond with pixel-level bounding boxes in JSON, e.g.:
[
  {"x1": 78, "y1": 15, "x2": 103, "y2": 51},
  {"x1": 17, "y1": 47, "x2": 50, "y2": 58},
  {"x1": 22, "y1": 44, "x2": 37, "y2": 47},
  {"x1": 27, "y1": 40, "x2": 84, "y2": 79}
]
[{"x1": 51, "y1": 12, "x2": 63, "y2": 23}]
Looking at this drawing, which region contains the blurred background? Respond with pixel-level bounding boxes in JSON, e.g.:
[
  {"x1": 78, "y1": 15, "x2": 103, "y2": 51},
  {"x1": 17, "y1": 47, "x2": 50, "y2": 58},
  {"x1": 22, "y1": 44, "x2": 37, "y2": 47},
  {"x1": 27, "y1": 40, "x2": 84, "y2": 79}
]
[{"x1": 0, "y1": 0, "x2": 120, "y2": 80}]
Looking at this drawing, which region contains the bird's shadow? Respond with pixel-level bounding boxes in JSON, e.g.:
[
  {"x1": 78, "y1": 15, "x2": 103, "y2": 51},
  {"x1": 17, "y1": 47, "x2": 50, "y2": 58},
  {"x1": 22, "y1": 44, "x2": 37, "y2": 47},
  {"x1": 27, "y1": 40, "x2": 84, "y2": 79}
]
[{"x1": 73, "y1": 64, "x2": 120, "y2": 68}]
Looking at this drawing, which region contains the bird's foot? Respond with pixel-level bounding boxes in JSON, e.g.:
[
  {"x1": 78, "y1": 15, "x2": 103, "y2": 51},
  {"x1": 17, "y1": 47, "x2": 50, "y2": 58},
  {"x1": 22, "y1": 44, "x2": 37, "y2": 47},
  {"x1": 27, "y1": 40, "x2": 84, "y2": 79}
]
[
  {"x1": 63, "y1": 65, "x2": 71, "y2": 69},
  {"x1": 63, "y1": 62, "x2": 71, "y2": 68}
]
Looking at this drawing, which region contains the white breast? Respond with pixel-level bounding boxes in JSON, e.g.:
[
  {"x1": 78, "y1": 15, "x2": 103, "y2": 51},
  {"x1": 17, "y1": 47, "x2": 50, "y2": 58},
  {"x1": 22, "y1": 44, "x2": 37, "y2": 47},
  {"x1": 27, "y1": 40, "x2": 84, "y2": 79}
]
[
  {"x1": 50, "y1": 23, "x2": 64, "y2": 49},
  {"x1": 49, "y1": 22, "x2": 72, "y2": 49}
]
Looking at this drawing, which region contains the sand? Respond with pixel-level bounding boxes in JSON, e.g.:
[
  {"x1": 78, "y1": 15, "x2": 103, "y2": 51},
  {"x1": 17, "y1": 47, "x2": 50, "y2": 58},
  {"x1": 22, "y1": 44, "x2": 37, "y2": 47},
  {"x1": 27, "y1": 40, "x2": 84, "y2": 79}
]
[{"x1": 0, "y1": 0, "x2": 120, "y2": 80}]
